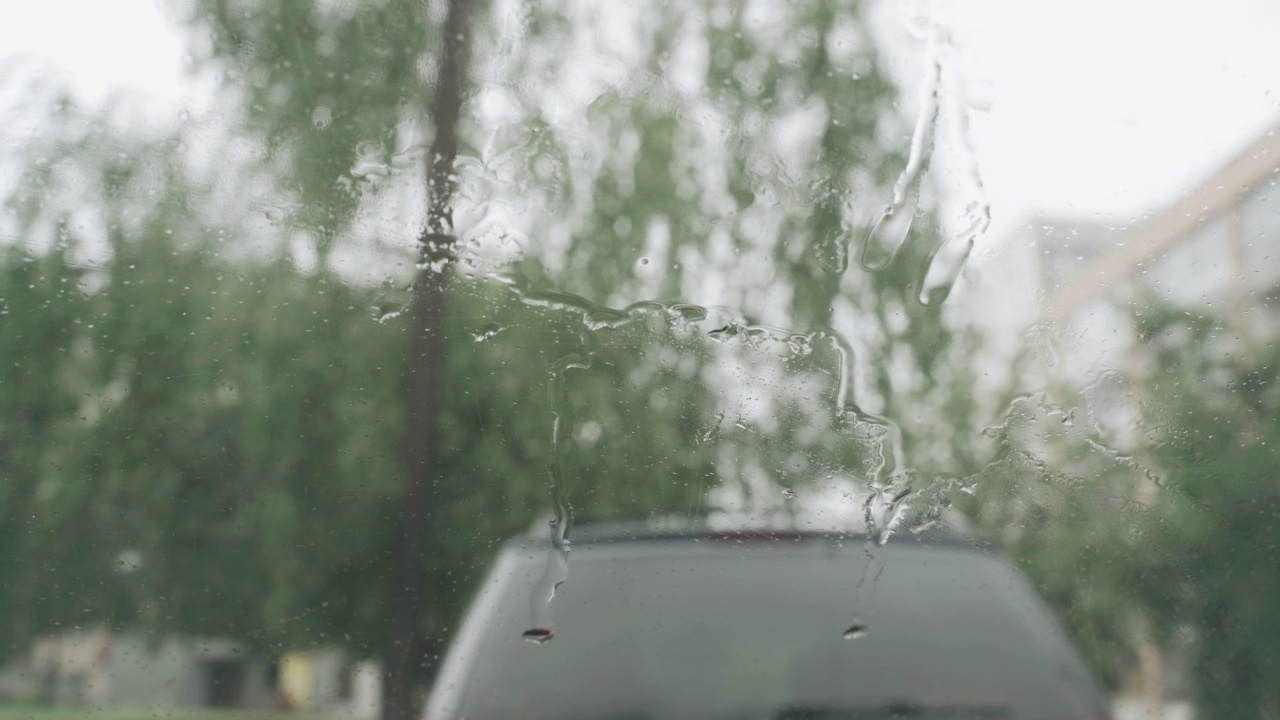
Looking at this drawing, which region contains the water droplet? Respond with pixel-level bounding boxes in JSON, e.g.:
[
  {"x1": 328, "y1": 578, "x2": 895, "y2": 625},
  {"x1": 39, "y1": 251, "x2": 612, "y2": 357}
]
[
  {"x1": 372, "y1": 304, "x2": 403, "y2": 324},
  {"x1": 414, "y1": 258, "x2": 451, "y2": 274},
  {"x1": 669, "y1": 304, "x2": 708, "y2": 324},
  {"x1": 311, "y1": 105, "x2": 333, "y2": 130},
  {"x1": 699, "y1": 410, "x2": 726, "y2": 443},
  {"x1": 842, "y1": 622, "x2": 868, "y2": 640},
  {"x1": 811, "y1": 231, "x2": 849, "y2": 274},
  {"x1": 860, "y1": 59, "x2": 940, "y2": 273},
  {"x1": 917, "y1": 202, "x2": 987, "y2": 306},
  {"x1": 522, "y1": 628, "x2": 554, "y2": 644},
  {"x1": 786, "y1": 335, "x2": 813, "y2": 357},
  {"x1": 473, "y1": 323, "x2": 503, "y2": 342},
  {"x1": 584, "y1": 308, "x2": 628, "y2": 330},
  {"x1": 861, "y1": 200, "x2": 917, "y2": 270},
  {"x1": 908, "y1": 515, "x2": 940, "y2": 533},
  {"x1": 707, "y1": 323, "x2": 741, "y2": 342}
]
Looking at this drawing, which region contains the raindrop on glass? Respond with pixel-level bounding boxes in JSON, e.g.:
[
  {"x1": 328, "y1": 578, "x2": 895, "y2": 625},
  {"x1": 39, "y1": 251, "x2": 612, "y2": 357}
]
[
  {"x1": 372, "y1": 304, "x2": 403, "y2": 324},
  {"x1": 842, "y1": 622, "x2": 868, "y2": 640},
  {"x1": 473, "y1": 322, "x2": 503, "y2": 342},
  {"x1": 522, "y1": 628, "x2": 555, "y2": 644}
]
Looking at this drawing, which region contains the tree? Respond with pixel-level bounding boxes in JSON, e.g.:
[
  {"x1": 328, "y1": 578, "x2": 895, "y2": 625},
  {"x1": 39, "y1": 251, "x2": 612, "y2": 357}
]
[
  {"x1": 1, "y1": 2, "x2": 991, "y2": 718},
  {"x1": 1128, "y1": 299, "x2": 1280, "y2": 718},
  {"x1": 384, "y1": 0, "x2": 473, "y2": 715},
  {"x1": 966, "y1": 287, "x2": 1280, "y2": 715}
]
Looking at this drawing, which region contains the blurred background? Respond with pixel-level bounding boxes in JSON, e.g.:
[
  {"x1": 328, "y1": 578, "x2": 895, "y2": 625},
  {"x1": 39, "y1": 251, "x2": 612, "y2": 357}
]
[{"x1": 1, "y1": 0, "x2": 1278, "y2": 718}]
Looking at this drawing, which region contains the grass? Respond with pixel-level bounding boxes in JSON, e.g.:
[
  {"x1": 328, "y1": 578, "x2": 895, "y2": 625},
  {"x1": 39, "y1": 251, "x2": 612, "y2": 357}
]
[{"x1": 0, "y1": 706, "x2": 335, "y2": 720}]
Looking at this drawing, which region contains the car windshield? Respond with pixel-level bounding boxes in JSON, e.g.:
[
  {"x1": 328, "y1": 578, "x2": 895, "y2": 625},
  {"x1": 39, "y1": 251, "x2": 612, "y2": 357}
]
[
  {"x1": 438, "y1": 537, "x2": 1103, "y2": 720},
  {"x1": 2, "y1": 2, "x2": 1278, "y2": 720}
]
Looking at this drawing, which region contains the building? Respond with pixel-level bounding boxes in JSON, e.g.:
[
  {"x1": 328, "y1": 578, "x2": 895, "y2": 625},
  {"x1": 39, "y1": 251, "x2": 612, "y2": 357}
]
[
  {"x1": 965, "y1": 121, "x2": 1280, "y2": 720},
  {"x1": 1050, "y1": 124, "x2": 1280, "y2": 367},
  {"x1": 19, "y1": 630, "x2": 276, "y2": 708},
  {"x1": 1, "y1": 630, "x2": 380, "y2": 717},
  {"x1": 965, "y1": 121, "x2": 1280, "y2": 395}
]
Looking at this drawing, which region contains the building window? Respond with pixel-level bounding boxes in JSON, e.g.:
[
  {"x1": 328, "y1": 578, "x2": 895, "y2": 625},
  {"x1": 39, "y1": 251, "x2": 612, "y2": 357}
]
[{"x1": 1138, "y1": 216, "x2": 1233, "y2": 313}]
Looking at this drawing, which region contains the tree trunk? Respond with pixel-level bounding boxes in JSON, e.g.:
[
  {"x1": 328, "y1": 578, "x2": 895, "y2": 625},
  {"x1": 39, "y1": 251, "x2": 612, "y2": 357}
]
[{"x1": 383, "y1": 0, "x2": 472, "y2": 718}]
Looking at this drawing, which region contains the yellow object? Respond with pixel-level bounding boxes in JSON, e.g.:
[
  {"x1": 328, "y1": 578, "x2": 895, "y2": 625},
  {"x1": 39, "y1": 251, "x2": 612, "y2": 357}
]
[{"x1": 280, "y1": 652, "x2": 314, "y2": 709}]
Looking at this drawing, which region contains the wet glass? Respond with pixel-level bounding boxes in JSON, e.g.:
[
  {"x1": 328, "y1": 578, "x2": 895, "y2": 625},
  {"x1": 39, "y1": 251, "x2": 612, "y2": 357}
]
[{"x1": 1, "y1": 2, "x2": 1278, "y2": 720}]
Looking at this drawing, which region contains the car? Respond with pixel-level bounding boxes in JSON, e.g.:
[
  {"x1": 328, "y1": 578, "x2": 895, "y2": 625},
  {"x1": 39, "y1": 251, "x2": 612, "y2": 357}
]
[{"x1": 424, "y1": 519, "x2": 1111, "y2": 720}]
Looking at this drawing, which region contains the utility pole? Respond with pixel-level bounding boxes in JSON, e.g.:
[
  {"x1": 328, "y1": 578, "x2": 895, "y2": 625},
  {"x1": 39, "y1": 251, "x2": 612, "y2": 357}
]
[{"x1": 383, "y1": 0, "x2": 472, "y2": 717}]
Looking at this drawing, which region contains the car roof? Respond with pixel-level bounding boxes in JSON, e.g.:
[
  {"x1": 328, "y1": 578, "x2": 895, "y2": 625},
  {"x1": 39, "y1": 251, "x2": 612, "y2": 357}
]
[{"x1": 513, "y1": 514, "x2": 983, "y2": 550}]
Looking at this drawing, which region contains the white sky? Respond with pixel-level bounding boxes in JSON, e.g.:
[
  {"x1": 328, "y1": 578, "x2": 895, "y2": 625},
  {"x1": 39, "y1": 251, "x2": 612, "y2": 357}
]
[
  {"x1": 923, "y1": 0, "x2": 1280, "y2": 225},
  {"x1": 3, "y1": 0, "x2": 1279, "y2": 239},
  {"x1": 0, "y1": 0, "x2": 187, "y2": 106}
]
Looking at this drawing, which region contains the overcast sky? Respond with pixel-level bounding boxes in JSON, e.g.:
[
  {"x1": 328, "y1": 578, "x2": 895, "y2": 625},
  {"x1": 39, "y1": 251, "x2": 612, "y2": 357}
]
[{"x1": 3, "y1": 0, "x2": 1279, "y2": 246}]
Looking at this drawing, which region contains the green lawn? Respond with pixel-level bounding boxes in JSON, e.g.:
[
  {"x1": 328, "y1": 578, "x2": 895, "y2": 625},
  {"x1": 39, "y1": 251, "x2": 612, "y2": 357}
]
[{"x1": 0, "y1": 706, "x2": 334, "y2": 720}]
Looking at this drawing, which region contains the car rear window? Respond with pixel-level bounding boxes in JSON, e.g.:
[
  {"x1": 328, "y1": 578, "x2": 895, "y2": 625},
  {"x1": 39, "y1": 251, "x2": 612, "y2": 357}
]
[{"x1": 432, "y1": 538, "x2": 1106, "y2": 720}]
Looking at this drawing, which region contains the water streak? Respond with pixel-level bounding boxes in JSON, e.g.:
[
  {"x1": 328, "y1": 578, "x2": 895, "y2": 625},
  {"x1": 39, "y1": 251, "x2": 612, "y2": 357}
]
[
  {"x1": 524, "y1": 351, "x2": 589, "y2": 641},
  {"x1": 859, "y1": 58, "x2": 940, "y2": 272},
  {"x1": 916, "y1": 34, "x2": 992, "y2": 306},
  {"x1": 852, "y1": 15, "x2": 991, "y2": 309}
]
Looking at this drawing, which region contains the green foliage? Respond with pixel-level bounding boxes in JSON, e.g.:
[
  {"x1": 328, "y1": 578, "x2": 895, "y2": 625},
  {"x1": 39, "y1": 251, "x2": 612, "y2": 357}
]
[
  {"x1": 181, "y1": 0, "x2": 441, "y2": 256},
  {"x1": 0, "y1": 0, "x2": 990, "y2": 704},
  {"x1": 969, "y1": 294, "x2": 1280, "y2": 713},
  {"x1": 0, "y1": 180, "x2": 405, "y2": 658},
  {"x1": 1127, "y1": 302, "x2": 1280, "y2": 718}
]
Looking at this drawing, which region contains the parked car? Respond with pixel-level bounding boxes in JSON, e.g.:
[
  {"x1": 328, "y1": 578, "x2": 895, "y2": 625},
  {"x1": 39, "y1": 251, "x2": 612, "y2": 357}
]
[{"x1": 425, "y1": 520, "x2": 1110, "y2": 720}]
